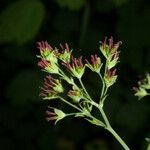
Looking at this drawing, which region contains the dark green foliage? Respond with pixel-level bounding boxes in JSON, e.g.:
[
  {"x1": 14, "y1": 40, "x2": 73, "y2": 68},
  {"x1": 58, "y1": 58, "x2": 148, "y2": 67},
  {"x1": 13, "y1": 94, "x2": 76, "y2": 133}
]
[
  {"x1": 0, "y1": 0, "x2": 45, "y2": 44},
  {"x1": 0, "y1": 0, "x2": 150, "y2": 149}
]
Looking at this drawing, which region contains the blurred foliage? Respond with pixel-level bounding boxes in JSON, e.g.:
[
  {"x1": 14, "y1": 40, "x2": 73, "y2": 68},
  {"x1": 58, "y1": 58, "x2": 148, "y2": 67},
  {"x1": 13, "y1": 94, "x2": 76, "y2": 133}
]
[
  {"x1": 6, "y1": 70, "x2": 41, "y2": 106},
  {"x1": 54, "y1": 0, "x2": 86, "y2": 11},
  {"x1": 0, "y1": 0, "x2": 150, "y2": 150},
  {"x1": 0, "y1": 0, "x2": 45, "y2": 44}
]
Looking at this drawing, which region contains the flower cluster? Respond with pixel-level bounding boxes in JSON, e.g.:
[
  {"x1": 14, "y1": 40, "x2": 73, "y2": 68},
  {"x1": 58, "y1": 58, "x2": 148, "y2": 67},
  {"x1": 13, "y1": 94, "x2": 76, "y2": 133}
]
[
  {"x1": 100, "y1": 37, "x2": 121, "y2": 88},
  {"x1": 85, "y1": 54, "x2": 102, "y2": 73},
  {"x1": 62, "y1": 56, "x2": 85, "y2": 79},
  {"x1": 133, "y1": 73, "x2": 150, "y2": 100},
  {"x1": 37, "y1": 37, "x2": 122, "y2": 125},
  {"x1": 68, "y1": 86, "x2": 83, "y2": 103},
  {"x1": 104, "y1": 69, "x2": 117, "y2": 88},
  {"x1": 40, "y1": 75, "x2": 63, "y2": 99},
  {"x1": 56, "y1": 43, "x2": 72, "y2": 63}
]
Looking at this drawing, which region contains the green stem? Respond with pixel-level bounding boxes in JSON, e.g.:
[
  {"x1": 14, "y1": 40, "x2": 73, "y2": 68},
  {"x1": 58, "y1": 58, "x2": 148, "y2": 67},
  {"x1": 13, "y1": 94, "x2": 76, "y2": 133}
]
[
  {"x1": 79, "y1": 78, "x2": 92, "y2": 101},
  {"x1": 99, "y1": 106, "x2": 110, "y2": 127},
  {"x1": 106, "y1": 127, "x2": 130, "y2": 150},
  {"x1": 99, "y1": 106, "x2": 130, "y2": 150},
  {"x1": 66, "y1": 112, "x2": 78, "y2": 117},
  {"x1": 98, "y1": 73, "x2": 105, "y2": 101},
  {"x1": 59, "y1": 97, "x2": 82, "y2": 112}
]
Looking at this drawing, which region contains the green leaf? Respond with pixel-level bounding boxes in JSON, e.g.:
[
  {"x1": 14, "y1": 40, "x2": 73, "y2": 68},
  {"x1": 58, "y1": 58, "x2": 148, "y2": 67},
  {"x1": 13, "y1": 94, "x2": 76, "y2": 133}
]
[
  {"x1": 0, "y1": 0, "x2": 45, "y2": 44},
  {"x1": 6, "y1": 70, "x2": 42, "y2": 106},
  {"x1": 54, "y1": 0, "x2": 86, "y2": 11},
  {"x1": 85, "y1": 118, "x2": 105, "y2": 127}
]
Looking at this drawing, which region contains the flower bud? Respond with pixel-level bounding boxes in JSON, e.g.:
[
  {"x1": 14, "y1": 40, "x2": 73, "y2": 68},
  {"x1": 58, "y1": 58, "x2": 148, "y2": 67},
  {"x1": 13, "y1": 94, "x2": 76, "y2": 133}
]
[
  {"x1": 107, "y1": 51, "x2": 120, "y2": 69},
  {"x1": 56, "y1": 43, "x2": 72, "y2": 63},
  {"x1": 62, "y1": 56, "x2": 85, "y2": 79},
  {"x1": 100, "y1": 37, "x2": 122, "y2": 59},
  {"x1": 104, "y1": 69, "x2": 117, "y2": 87},
  {"x1": 37, "y1": 41, "x2": 58, "y2": 64},
  {"x1": 46, "y1": 108, "x2": 66, "y2": 124},
  {"x1": 133, "y1": 87, "x2": 148, "y2": 100},
  {"x1": 38, "y1": 59, "x2": 59, "y2": 74},
  {"x1": 68, "y1": 86, "x2": 83, "y2": 103},
  {"x1": 40, "y1": 76, "x2": 63, "y2": 99},
  {"x1": 139, "y1": 73, "x2": 150, "y2": 89},
  {"x1": 85, "y1": 54, "x2": 102, "y2": 73}
]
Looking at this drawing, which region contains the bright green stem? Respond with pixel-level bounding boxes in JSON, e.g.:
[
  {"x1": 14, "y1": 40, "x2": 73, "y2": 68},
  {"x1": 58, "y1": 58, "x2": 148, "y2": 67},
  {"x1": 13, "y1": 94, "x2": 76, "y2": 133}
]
[
  {"x1": 107, "y1": 127, "x2": 130, "y2": 150},
  {"x1": 99, "y1": 106, "x2": 130, "y2": 150}
]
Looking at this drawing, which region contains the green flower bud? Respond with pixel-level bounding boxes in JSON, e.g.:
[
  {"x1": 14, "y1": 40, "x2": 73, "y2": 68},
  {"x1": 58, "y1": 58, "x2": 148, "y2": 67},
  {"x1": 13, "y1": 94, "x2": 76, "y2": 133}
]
[
  {"x1": 104, "y1": 69, "x2": 117, "y2": 87},
  {"x1": 38, "y1": 59, "x2": 59, "y2": 74},
  {"x1": 56, "y1": 43, "x2": 72, "y2": 63},
  {"x1": 46, "y1": 109, "x2": 66, "y2": 124},
  {"x1": 85, "y1": 54, "x2": 102, "y2": 73},
  {"x1": 53, "y1": 79, "x2": 64, "y2": 93},
  {"x1": 100, "y1": 37, "x2": 122, "y2": 59},
  {"x1": 140, "y1": 73, "x2": 150, "y2": 89},
  {"x1": 62, "y1": 56, "x2": 85, "y2": 79},
  {"x1": 40, "y1": 76, "x2": 63, "y2": 99},
  {"x1": 68, "y1": 86, "x2": 82, "y2": 103},
  {"x1": 133, "y1": 87, "x2": 149, "y2": 100},
  {"x1": 37, "y1": 41, "x2": 58, "y2": 63},
  {"x1": 107, "y1": 52, "x2": 120, "y2": 69}
]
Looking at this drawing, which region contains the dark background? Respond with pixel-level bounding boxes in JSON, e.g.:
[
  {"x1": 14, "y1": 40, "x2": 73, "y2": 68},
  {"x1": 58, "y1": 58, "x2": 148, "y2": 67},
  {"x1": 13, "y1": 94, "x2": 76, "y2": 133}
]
[{"x1": 0, "y1": 0, "x2": 150, "y2": 149}]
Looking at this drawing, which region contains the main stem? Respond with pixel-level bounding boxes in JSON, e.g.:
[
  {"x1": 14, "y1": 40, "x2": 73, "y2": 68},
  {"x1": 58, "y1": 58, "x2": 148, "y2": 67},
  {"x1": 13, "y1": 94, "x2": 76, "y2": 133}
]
[{"x1": 99, "y1": 106, "x2": 130, "y2": 150}]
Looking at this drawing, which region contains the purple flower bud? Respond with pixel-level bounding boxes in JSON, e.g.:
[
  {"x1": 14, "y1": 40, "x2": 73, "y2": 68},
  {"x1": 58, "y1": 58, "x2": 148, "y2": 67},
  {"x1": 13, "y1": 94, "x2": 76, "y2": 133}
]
[
  {"x1": 40, "y1": 76, "x2": 63, "y2": 99},
  {"x1": 85, "y1": 54, "x2": 101, "y2": 73},
  {"x1": 62, "y1": 56, "x2": 85, "y2": 79}
]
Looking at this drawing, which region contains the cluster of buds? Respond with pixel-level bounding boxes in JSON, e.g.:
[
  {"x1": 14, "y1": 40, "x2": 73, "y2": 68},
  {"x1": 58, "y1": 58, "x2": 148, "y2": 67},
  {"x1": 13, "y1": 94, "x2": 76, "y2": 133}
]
[
  {"x1": 40, "y1": 75, "x2": 63, "y2": 99},
  {"x1": 37, "y1": 37, "x2": 122, "y2": 124},
  {"x1": 133, "y1": 73, "x2": 150, "y2": 100},
  {"x1": 85, "y1": 54, "x2": 102, "y2": 73},
  {"x1": 38, "y1": 59, "x2": 59, "y2": 74},
  {"x1": 37, "y1": 41, "x2": 59, "y2": 74},
  {"x1": 37, "y1": 41, "x2": 58, "y2": 63},
  {"x1": 104, "y1": 69, "x2": 118, "y2": 88},
  {"x1": 62, "y1": 56, "x2": 85, "y2": 79},
  {"x1": 100, "y1": 37, "x2": 121, "y2": 87},
  {"x1": 56, "y1": 43, "x2": 72, "y2": 63},
  {"x1": 67, "y1": 86, "x2": 83, "y2": 103},
  {"x1": 100, "y1": 37, "x2": 121, "y2": 60}
]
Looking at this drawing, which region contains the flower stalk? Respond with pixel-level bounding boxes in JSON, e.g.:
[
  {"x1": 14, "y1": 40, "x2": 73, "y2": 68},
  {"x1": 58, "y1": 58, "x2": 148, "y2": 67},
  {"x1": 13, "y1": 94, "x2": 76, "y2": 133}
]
[{"x1": 37, "y1": 37, "x2": 130, "y2": 150}]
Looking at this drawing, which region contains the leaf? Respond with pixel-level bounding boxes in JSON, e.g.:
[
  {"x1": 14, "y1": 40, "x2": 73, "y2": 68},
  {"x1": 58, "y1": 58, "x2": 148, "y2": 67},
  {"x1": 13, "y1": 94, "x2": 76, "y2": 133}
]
[
  {"x1": 6, "y1": 70, "x2": 42, "y2": 106},
  {"x1": 0, "y1": 0, "x2": 45, "y2": 44},
  {"x1": 54, "y1": 0, "x2": 86, "y2": 11},
  {"x1": 85, "y1": 118, "x2": 105, "y2": 127}
]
